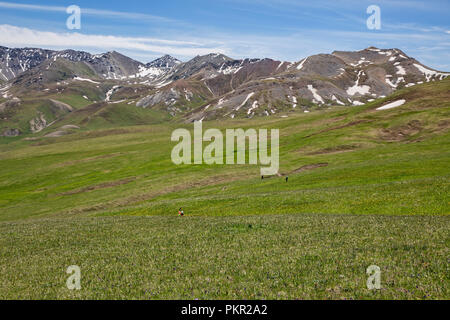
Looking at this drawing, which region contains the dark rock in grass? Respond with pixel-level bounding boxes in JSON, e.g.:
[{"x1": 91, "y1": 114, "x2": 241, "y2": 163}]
[{"x1": 2, "y1": 128, "x2": 21, "y2": 137}]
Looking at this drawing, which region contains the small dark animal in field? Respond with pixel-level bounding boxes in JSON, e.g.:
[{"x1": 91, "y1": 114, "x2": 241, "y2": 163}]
[{"x1": 286, "y1": 176, "x2": 289, "y2": 183}]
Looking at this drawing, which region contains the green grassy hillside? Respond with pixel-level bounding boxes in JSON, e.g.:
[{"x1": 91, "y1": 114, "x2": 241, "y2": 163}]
[
  {"x1": 1, "y1": 79, "x2": 448, "y2": 220},
  {"x1": 0, "y1": 79, "x2": 448, "y2": 299}
]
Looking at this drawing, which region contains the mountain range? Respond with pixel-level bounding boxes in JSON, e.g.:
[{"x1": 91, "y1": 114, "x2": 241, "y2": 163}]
[{"x1": 1, "y1": 45, "x2": 449, "y2": 136}]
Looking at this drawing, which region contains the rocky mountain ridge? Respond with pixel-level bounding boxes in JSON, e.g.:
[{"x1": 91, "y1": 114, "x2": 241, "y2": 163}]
[{"x1": 1, "y1": 46, "x2": 449, "y2": 136}]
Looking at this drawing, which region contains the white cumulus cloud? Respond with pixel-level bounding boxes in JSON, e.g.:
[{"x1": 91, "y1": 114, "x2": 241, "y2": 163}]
[
  {"x1": 0, "y1": 24, "x2": 228, "y2": 60},
  {"x1": 0, "y1": 1, "x2": 176, "y2": 23}
]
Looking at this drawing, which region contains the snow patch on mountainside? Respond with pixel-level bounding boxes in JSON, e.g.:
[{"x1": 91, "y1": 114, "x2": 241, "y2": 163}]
[
  {"x1": 332, "y1": 95, "x2": 345, "y2": 105},
  {"x1": 131, "y1": 65, "x2": 164, "y2": 78},
  {"x1": 74, "y1": 77, "x2": 100, "y2": 84},
  {"x1": 307, "y1": 85, "x2": 324, "y2": 104},
  {"x1": 105, "y1": 85, "x2": 120, "y2": 102},
  {"x1": 217, "y1": 98, "x2": 227, "y2": 108},
  {"x1": 276, "y1": 61, "x2": 285, "y2": 70},
  {"x1": 350, "y1": 57, "x2": 373, "y2": 67},
  {"x1": 346, "y1": 71, "x2": 371, "y2": 96},
  {"x1": 376, "y1": 99, "x2": 406, "y2": 110},
  {"x1": 385, "y1": 75, "x2": 405, "y2": 88},
  {"x1": 154, "y1": 80, "x2": 173, "y2": 88},
  {"x1": 248, "y1": 100, "x2": 259, "y2": 115},
  {"x1": 396, "y1": 65, "x2": 406, "y2": 75},
  {"x1": 236, "y1": 92, "x2": 255, "y2": 110},
  {"x1": 297, "y1": 58, "x2": 307, "y2": 70},
  {"x1": 219, "y1": 62, "x2": 243, "y2": 75},
  {"x1": 413, "y1": 64, "x2": 450, "y2": 81},
  {"x1": 289, "y1": 95, "x2": 298, "y2": 108}
]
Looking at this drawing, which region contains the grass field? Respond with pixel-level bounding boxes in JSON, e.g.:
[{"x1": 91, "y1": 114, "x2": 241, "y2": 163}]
[
  {"x1": 0, "y1": 79, "x2": 449, "y2": 299},
  {"x1": 1, "y1": 215, "x2": 448, "y2": 299}
]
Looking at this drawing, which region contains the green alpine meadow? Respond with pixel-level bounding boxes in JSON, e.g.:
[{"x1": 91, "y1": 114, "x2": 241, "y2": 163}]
[
  {"x1": 1, "y1": 75, "x2": 449, "y2": 299},
  {"x1": 2, "y1": 0, "x2": 450, "y2": 306}
]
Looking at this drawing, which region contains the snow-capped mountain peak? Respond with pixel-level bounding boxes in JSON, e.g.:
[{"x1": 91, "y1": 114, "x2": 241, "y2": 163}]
[{"x1": 146, "y1": 55, "x2": 182, "y2": 69}]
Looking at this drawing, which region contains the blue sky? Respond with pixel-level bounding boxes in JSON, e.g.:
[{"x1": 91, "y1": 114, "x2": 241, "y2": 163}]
[{"x1": 0, "y1": 0, "x2": 449, "y2": 69}]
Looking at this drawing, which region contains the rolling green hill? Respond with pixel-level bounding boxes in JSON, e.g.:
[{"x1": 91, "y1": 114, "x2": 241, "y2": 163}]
[
  {"x1": 1, "y1": 78, "x2": 448, "y2": 220},
  {"x1": 0, "y1": 79, "x2": 448, "y2": 299}
]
